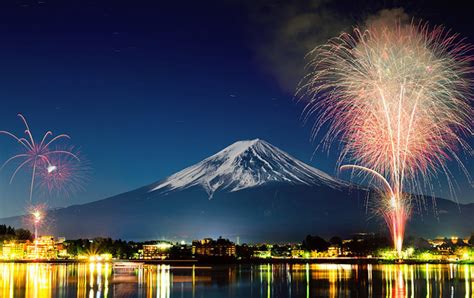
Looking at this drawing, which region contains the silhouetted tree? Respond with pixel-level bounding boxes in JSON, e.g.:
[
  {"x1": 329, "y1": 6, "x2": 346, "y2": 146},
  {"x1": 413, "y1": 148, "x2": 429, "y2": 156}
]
[
  {"x1": 65, "y1": 238, "x2": 139, "y2": 259},
  {"x1": 236, "y1": 244, "x2": 254, "y2": 259},
  {"x1": 413, "y1": 238, "x2": 431, "y2": 250},
  {"x1": 15, "y1": 229, "x2": 32, "y2": 241},
  {"x1": 344, "y1": 234, "x2": 391, "y2": 256},
  {"x1": 169, "y1": 244, "x2": 192, "y2": 259},
  {"x1": 302, "y1": 235, "x2": 329, "y2": 251},
  {"x1": 329, "y1": 236, "x2": 342, "y2": 246},
  {"x1": 404, "y1": 235, "x2": 415, "y2": 247},
  {"x1": 0, "y1": 225, "x2": 32, "y2": 241}
]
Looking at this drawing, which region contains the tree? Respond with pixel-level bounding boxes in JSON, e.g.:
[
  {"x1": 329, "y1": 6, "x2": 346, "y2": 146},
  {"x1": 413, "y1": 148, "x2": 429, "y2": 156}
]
[
  {"x1": 302, "y1": 235, "x2": 329, "y2": 252},
  {"x1": 0, "y1": 225, "x2": 32, "y2": 241},
  {"x1": 169, "y1": 244, "x2": 192, "y2": 259},
  {"x1": 329, "y1": 236, "x2": 342, "y2": 246},
  {"x1": 15, "y1": 229, "x2": 32, "y2": 241},
  {"x1": 413, "y1": 238, "x2": 431, "y2": 250},
  {"x1": 344, "y1": 234, "x2": 391, "y2": 256},
  {"x1": 236, "y1": 244, "x2": 255, "y2": 259}
]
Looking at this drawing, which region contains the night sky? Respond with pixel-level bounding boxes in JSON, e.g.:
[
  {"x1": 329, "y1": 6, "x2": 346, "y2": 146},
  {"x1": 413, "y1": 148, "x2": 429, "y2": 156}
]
[{"x1": 0, "y1": 0, "x2": 472, "y2": 217}]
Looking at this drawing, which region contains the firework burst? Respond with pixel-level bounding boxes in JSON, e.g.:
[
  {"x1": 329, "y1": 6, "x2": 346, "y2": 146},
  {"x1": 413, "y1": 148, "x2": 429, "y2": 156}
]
[
  {"x1": 37, "y1": 147, "x2": 89, "y2": 197},
  {"x1": 0, "y1": 114, "x2": 80, "y2": 203},
  {"x1": 298, "y1": 22, "x2": 473, "y2": 254},
  {"x1": 24, "y1": 204, "x2": 47, "y2": 237}
]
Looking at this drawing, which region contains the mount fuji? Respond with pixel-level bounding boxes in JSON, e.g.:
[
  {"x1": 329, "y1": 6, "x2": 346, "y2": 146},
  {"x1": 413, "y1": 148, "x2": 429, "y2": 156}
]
[
  {"x1": 151, "y1": 139, "x2": 341, "y2": 198},
  {"x1": 0, "y1": 139, "x2": 472, "y2": 242}
]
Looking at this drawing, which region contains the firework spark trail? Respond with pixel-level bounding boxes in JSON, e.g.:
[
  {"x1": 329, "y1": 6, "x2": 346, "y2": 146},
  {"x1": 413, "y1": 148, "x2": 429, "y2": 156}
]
[
  {"x1": 25, "y1": 204, "x2": 47, "y2": 259},
  {"x1": 0, "y1": 114, "x2": 80, "y2": 203},
  {"x1": 298, "y1": 22, "x2": 473, "y2": 255}
]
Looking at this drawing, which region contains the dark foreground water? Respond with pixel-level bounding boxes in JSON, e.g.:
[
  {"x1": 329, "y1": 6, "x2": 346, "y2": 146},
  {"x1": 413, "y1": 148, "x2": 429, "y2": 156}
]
[{"x1": 0, "y1": 262, "x2": 473, "y2": 297}]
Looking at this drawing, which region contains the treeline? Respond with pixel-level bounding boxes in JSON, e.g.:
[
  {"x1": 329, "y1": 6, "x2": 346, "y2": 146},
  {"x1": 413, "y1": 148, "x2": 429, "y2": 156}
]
[
  {"x1": 65, "y1": 238, "x2": 193, "y2": 260},
  {"x1": 0, "y1": 225, "x2": 32, "y2": 241},
  {"x1": 301, "y1": 234, "x2": 391, "y2": 255},
  {"x1": 301, "y1": 233, "x2": 474, "y2": 255},
  {"x1": 65, "y1": 238, "x2": 140, "y2": 259}
]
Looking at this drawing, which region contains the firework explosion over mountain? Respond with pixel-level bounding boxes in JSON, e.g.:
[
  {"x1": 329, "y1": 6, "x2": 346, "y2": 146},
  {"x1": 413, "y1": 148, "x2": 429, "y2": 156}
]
[{"x1": 299, "y1": 22, "x2": 473, "y2": 254}]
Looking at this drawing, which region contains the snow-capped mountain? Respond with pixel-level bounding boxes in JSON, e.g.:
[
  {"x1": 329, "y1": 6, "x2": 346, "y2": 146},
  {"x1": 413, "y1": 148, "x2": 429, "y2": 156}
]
[
  {"x1": 151, "y1": 139, "x2": 340, "y2": 198},
  {"x1": 0, "y1": 139, "x2": 472, "y2": 242}
]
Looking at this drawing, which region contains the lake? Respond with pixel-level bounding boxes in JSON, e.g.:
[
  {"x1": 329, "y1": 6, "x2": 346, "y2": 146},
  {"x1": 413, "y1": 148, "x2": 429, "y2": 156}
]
[{"x1": 0, "y1": 262, "x2": 472, "y2": 297}]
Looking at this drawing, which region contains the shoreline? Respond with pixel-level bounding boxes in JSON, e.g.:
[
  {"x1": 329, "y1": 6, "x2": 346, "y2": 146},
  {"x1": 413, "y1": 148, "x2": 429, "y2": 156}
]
[{"x1": 1, "y1": 258, "x2": 473, "y2": 265}]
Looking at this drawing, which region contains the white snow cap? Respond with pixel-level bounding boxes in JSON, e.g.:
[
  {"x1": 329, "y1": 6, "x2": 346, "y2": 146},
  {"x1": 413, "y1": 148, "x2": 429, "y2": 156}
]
[{"x1": 150, "y1": 139, "x2": 340, "y2": 198}]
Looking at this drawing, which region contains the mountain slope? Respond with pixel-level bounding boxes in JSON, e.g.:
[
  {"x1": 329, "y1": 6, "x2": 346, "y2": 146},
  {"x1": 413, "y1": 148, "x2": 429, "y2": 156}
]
[{"x1": 151, "y1": 139, "x2": 341, "y2": 197}]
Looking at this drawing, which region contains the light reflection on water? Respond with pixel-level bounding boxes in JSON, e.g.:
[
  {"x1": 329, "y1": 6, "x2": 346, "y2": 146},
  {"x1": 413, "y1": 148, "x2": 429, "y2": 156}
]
[{"x1": 0, "y1": 262, "x2": 472, "y2": 297}]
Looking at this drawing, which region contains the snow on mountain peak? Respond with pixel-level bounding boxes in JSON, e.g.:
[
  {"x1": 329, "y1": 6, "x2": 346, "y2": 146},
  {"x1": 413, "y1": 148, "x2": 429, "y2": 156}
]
[{"x1": 150, "y1": 139, "x2": 340, "y2": 198}]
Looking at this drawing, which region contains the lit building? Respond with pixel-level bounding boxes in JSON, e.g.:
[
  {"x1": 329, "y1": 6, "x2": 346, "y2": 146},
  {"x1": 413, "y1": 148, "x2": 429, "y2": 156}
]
[
  {"x1": 26, "y1": 236, "x2": 58, "y2": 259},
  {"x1": 141, "y1": 241, "x2": 173, "y2": 259},
  {"x1": 253, "y1": 250, "x2": 272, "y2": 259},
  {"x1": 192, "y1": 237, "x2": 236, "y2": 257},
  {"x1": 291, "y1": 249, "x2": 305, "y2": 258},
  {"x1": 2, "y1": 236, "x2": 66, "y2": 260},
  {"x1": 327, "y1": 245, "x2": 341, "y2": 257},
  {"x1": 2, "y1": 241, "x2": 27, "y2": 260}
]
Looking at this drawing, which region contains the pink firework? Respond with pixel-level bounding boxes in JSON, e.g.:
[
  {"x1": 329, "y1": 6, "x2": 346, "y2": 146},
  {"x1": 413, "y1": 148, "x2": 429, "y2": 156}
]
[
  {"x1": 0, "y1": 114, "x2": 79, "y2": 203},
  {"x1": 37, "y1": 148, "x2": 88, "y2": 197},
  {"x1": 298, "y1": 22, "x2": 473, "y2": 255}
]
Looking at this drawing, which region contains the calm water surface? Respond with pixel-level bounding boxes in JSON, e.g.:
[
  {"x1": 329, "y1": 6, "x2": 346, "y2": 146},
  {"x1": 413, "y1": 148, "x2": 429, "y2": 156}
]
[{"x1": 0, "y1": 262, "x2": 473, "y2": 297}]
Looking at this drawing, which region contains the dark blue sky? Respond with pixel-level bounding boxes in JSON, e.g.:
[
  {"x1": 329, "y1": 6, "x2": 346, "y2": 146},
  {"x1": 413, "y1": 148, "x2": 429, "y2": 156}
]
[{"x1": 0, "y1": 0, "x2": 472, "y2": 217}]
